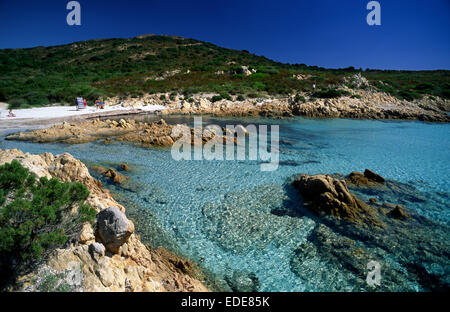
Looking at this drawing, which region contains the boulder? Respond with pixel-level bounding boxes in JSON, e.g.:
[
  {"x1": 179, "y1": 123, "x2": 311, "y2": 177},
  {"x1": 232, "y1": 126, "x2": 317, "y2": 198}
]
[
  {"x1": 96, "y1": 207, "x2": 135, "y2": 253},
  {"x1": 388, "y1": 205, "x2": 410, "y2": 220},
  {"x1": 104, "y1": 168, "x2": 127, "y2": 184},
  {"x1": 89, "y1": 242, "x2": 105, "y2": 261},
  {"x1": 236, "y1": 66, "x2": 252, "y2": 76},
  {"x1": 364, "y1": 169, "x2": 385, "y2": 183},
  {"x1": 293, "y1": 174, "x2": 381, "y2": 226}
]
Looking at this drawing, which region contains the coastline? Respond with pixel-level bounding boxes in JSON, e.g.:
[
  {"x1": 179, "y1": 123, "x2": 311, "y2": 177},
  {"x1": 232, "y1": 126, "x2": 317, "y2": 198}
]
[
  {"x1": 0, "y1": 148, "x2": 209, "y2": 292},
  {"x1": 0, "y1": 104, "x2": 165, "y2": 130},
  {"x1": 1, "y1": 87, "x2": 449, "y2": 132},
  {"x1": 1, "y1": 111, "x2": 449, "y2": 292}
]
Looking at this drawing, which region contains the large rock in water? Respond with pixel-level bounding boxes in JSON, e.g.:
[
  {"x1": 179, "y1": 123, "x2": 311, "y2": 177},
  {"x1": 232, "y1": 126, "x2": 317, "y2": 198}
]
[
  {"x1": 363, "y1": 169, "x2": 385, "y2": 183},
  {"x1": 97, "y1": 207, "x2": 135, "y2": 253},
  {"x1": 346, "y1": 169, "x2": 385, "y2": 187},
  {"x1": 293, "y1": 174, "x2": 382, "y2": 227}
]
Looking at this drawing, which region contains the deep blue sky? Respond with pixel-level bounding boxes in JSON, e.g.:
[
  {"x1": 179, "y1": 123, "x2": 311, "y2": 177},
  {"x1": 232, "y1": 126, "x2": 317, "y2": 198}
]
[{"x1": 0, "y1": 0, "x2": 449, "y2": 70}]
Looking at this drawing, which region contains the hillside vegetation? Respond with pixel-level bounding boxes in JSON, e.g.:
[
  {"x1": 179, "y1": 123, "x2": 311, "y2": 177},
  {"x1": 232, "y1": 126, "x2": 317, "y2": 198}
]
[{"x1": 0, "y1": 34, "x2": 449, "y2": 108}]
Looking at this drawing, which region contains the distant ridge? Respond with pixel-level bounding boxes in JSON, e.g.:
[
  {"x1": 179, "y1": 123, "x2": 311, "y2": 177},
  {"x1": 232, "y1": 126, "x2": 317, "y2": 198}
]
[{"x1": 0, "y1": 34, "x2": 448, "y2": 107}]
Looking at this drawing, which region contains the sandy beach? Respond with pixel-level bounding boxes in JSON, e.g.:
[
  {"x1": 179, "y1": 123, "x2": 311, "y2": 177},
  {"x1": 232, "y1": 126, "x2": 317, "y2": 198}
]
[{"x1": 0, "y1": 103, "x2": 165, "y2": 130}]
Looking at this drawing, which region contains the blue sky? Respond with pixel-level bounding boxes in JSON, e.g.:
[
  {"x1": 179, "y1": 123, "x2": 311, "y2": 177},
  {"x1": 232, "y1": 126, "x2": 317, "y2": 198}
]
[{"x1": 0, "y1": 0, "x2": 449, "y2": 70}]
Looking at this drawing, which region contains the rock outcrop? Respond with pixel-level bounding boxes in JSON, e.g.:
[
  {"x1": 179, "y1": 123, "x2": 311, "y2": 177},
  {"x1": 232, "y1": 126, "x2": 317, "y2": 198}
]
[
  {"x1": 104, "y1": 168, "x2": 127, "y2": 184},
  {"x1": 0, "y1": 149, "x2": 208, "y2": 292},
  {"x1": 345, "y1": 169, "x2": 385, "y2": 186},
  {"x1": 5, "y1": 118, "x2": 182, "y2": 147},
  {"x1": 97, "y1": 207, "x2": 135, "y2": 253},
  {"x1": 290, "y1": 170, "x2": 450, "y2": 291},
  {"x1": 293, "y1": 174, "x2": 381, "y2": 226},
  {"x1": 5, "y1": 118, "x2": 232, "y2": 148},
  {"x1": 85, "y1": 88, "x2": 450, "y2": 122}
]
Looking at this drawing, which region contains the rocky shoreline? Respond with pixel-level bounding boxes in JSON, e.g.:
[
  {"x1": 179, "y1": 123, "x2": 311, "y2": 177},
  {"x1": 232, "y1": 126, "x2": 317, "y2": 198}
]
[
  {"x1": 4, "y1": 118, "x2": 239, "y2": 147},
  {"x1": 106, "y1": 89, "x2": 450, "y2": 122},
  {"x1": 290, "y1": 170, "x2": 450, "y2": 291},
  {"x1": 0, "y1": 148, "x2": 208, "y2": 292}
]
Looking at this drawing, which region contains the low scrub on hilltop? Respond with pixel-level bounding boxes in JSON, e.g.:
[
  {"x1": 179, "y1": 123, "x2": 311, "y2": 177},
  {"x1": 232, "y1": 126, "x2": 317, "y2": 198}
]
[{"x1": 0, "y1": 35, "x2": 449, "y2": 108}]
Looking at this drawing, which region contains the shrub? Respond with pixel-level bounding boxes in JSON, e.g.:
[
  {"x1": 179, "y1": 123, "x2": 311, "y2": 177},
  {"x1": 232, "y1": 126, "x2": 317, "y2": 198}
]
[
  {"x1": 312, "y1": 88, "x2": 351, "y2": 99},
  {"x1": 9, "y1": 98, "x2": 28, "y2": 109},
  {"x1": 211, "y1": 93, "x2": 232, "y2": 102},
  {"x1": 211, "y1": 95, "x2": 223, "y2": 102},
  {"x1": 414, "y1": 82, "x2": 435, "y2": 92},
  {"x1": 0, "y1": 160, "x2": 96, "y2": 286},
  {"x1": 237, "y1": 95, "x2": 245, "y2": 101},
  {"x1": 159, "y1": 94, "x2": 166, "y2": 101},
  {"x1": 221, "y1": 93, "x2": 232, "y2": 101},
  {"x1": 398, "y1": 90, "x2": 421, "y2": 101},
  {"x1": 441, "y1": 89, "x2": 450, "y2": 99},
  {"x1": 252, "y1": 81, "x2": 266, "y2": 91},
  {"x1": 249, "y1": 73, "x2": 269, "y2": 79},
  {"x1": 294, "y1": 94, "x2": 306, "y2": 103}
]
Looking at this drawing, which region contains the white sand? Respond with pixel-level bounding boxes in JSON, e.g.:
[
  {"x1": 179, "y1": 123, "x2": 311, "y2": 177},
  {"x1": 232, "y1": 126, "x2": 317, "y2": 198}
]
[{"x1": 0, "y1": 104, "x2": 165, "y2": 121}]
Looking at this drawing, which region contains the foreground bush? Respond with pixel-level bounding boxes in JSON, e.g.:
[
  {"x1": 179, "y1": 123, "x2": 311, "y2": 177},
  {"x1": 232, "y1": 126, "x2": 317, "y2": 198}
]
[{"x1": 0, "y1": 160, "x2": 97, "y2": 287}]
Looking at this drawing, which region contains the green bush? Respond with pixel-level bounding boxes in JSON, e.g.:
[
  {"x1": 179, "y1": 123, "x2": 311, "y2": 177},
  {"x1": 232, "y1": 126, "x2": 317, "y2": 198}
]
[
  {"x1": 0, "y1": 160, "x2": 96, "y2": 285},
  {"x1": 398, "y1": 90, "x2": 421, "y2": 101},
  {"x1": 237, "y1": 95, "x2": 245, "y2": 101},
  {"x1": 249, "y1": 73, "x2": 269, "y2": 79},
  {"x1": 9, "y1": 98, "x2": 28, "y2": 109},
  {"x1": 211, "y1": 93, "x2": 232, "y2": 102},
  {"x1": 294, "y1": 94, "x2": 306, "y2": 103},
  {"x1": 252, "y1": 81, "x2": 266, "y2": 91},
  {"x1": 312, "y1": 88, "x2": 351, "y2": 99},
  {"x1": 211, "y1": 95, "x2": 222, "y2": 102},
  {"x1": 414, "y1": 82, "x2": 435, "y2": 92}
]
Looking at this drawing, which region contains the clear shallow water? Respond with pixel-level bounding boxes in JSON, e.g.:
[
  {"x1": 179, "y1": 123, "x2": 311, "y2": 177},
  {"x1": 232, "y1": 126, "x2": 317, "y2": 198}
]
[{"x1": 1, "y1": 116, "x2": 449, "y2": 291}]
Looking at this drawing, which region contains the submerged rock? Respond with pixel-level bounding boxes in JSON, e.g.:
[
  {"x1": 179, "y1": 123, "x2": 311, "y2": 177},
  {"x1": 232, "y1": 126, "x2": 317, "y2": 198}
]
[
  {"x1": 104, "y1": 168, "x2": 127, "y2": 184},
  {"x1": 290, "y1": 224, "x2": 418, "y2": 291},
  {"x1": 120, "y1": 163, "x2": 130, "y2": 171},
  {"x1": 290, "y1": 170, "x2": 450, "y2": 291},
  {"x1": 388, "y1": 205, "x2": 410, "y2": 220},
  {"x1": 224, "y1": 271, "x2": 260, "y2": 292}
]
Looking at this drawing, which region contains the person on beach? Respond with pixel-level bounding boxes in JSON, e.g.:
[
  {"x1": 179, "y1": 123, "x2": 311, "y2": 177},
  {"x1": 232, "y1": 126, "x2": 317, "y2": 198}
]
[
  {"x1": 7, "y1": 109, "x2": 16, "y2": 117},
  {"x1": 84, "y1": 98, "x2": 87, "y2": 108},
  {"x1": 95, "y1": 97, "x2": 101, "y2": 110}
]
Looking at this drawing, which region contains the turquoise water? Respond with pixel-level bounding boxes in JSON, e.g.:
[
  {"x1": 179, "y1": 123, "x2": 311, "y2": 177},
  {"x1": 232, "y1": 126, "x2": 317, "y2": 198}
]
[{"x1": 1, "y1": 116, "x2": 449, "y2": 291}]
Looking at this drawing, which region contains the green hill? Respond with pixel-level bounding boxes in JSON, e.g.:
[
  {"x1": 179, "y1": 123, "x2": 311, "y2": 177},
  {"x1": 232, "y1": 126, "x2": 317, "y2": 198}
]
[{"x1": 0, "y1": 34, "x2": 449, "y2": 108}]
